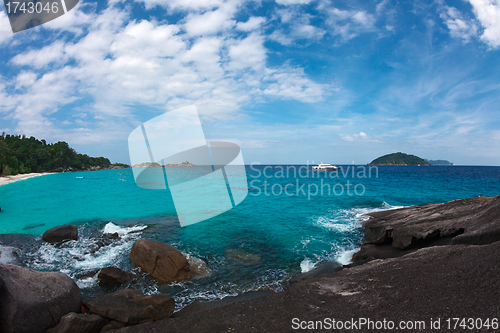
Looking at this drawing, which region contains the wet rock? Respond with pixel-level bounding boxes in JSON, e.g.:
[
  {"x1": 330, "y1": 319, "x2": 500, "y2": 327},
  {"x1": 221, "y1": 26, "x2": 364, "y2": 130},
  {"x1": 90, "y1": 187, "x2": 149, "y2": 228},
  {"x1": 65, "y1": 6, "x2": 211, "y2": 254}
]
[
  {"x1": 42, "y1": 224, "x2": 78, "y2": 243},
  {"x1": 186, "y1": 255, "x2": 211, "y2": 277},
  {"x1": 86, "y1": 233, "x2": 121, "y2": 255},
  {"x1": 46, "y1": 312, "x2": 106, "y2": 333},
  {"x1": 84, "y1": 289, "x2": 175, "y2": 325},
  {"x1": 98, "y1": 267, "x2": 135, "y2": 287},
  {"x1": 130, "y1": 239, "x2": 194, "y2": 283},
  {"x1": 0, "y1": 264, "x2": 82, "y2": 333},
  {"x1": 77, "y1": 271, "x2": 98, "y2": 279}
]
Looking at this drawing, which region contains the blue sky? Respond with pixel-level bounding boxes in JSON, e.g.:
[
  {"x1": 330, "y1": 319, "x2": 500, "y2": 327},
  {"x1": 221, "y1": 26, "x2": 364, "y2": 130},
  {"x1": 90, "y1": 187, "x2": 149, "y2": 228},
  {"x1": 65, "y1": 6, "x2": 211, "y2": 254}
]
[{"x1": 1, "y1": 0, "x2": 500, "y2": 165}]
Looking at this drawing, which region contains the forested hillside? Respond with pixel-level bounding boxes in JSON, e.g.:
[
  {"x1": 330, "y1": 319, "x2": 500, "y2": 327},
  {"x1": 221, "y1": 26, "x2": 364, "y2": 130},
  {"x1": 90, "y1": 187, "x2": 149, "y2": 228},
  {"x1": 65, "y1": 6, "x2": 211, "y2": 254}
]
[{"x1": 0, "y1": 133, "x2": 114, "y2": 176}]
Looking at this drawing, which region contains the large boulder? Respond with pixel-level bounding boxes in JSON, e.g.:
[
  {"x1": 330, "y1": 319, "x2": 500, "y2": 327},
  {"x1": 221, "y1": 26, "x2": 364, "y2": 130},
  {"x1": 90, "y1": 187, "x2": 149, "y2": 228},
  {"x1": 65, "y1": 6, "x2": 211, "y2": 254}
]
[
  {"x1": 98, "y1": 267, "x2": 135, "y2": 287},
  {"x1": 0, "y1": 264, "x2": 82, "y2": 333},
  {"x1": 84, "y1": 289, "x2": 175, "y2": 325},
  {"x1": 130, "y1": 239, "x2": 194, "y2": 283},
  {"x1": 46, "y1": 312, "x2": 106, "y2": 333},
  {"x1": 42, "y1": 224, "x2": 78, "y2": 243}
]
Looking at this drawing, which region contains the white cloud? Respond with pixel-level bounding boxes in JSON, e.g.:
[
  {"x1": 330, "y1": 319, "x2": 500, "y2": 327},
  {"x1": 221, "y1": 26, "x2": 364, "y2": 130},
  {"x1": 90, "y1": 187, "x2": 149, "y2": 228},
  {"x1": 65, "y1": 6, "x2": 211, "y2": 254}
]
[
  {"x1": 275, "y1": 0, "x2": 314, "y2": 5},
  {"x1": 469, "y1": 0, "x2": 500, "y2": 48},
  {"x1": 323, "y1": 6, "x2": 376, "y2": 41},
  {"x1": 0, "y1": 11, "x2": 13, "y2": 45},
  {"x1": 339, "y1": 132, "x2": 370, "y2": 142},
  {"x1": 227, "y1": 33, "x2": 267, "y2": 71},
  {"x1": 12, "y1": 41, "x2": 66, "y2": 68},
  {"x1": 133, "y1": 0, "x2": 225, "y2": 11},
  {"x1": 183, "y1": 0, "x2": 241, "y2": 36},
  {"x1": 269, "y1": 7, "x2": 325, "y2": 45},
  {"x1": 262, "y1": 67, "x2": 333, "y2": 103},
  {"x1": 236, "y1": 16, "x2": 266, "y2": 31},
  {"x1": 2, "y1": 2, "x2": 332, "y2": 144},
  {"x1": 440, "y1": 6, "x2": 478, "y2": 42}
]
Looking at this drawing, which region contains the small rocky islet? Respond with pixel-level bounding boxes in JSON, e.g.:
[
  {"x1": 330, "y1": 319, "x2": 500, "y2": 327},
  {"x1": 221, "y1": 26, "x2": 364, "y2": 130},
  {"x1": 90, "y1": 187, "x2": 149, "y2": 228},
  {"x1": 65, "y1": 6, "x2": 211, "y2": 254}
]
[{"x1": 1, "y1": 196, "x2": 500, "y2": 332}]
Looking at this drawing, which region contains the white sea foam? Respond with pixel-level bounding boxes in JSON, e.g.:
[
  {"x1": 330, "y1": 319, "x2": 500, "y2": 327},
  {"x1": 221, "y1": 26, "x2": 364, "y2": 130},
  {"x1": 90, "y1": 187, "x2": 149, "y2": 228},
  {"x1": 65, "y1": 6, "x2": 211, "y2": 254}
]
[
  {"x1": 336, "y1": 249, "x2": 358, "y2": 265},
  {"x1": 0, "y1": 246, "x2": 17, "y2": 264},
  {"x1": 29, "y1": 223, "x2": 147, "y2": 288},
  {"x1": 103, "y1": 222, "x2": 147, "y2": 236},
  {"x1": 312, "y1": 202, "x2": 407, "y2": 266},
  {"x1": 300, "y1": 258, "x2": 317, "y2": 273}
]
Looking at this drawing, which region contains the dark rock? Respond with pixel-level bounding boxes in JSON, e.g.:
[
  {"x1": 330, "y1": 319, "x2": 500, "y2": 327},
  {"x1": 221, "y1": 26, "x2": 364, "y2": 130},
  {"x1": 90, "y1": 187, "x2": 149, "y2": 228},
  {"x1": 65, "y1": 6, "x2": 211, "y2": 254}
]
[
  {"x1": 130, "y1": 239, "x2": 194, "y2": 283},
  {"x1": 0, "y1": 264, "x2": 82, "y2": 333},
  {"x1": 362, "y1": 196, "x2": 500, "y2": 250},
  {"x1": 85, "y1": 233, "x2": 121, "y2": 255},
  {"x1": 77, "y1": 271, "x2": 98, "y2": 279},
  {"x1": 287, "y1": 262, "x2": 343, "y2": 287},
  {"x1": 116, "y1": 241, "x2": 500, "y2": 333},
  {"x1": 46, "y1": 312, "x2": 106, "y2": 333},
  {"x1": 84, "y1": 289, "x2": 175, "y2": 325},
  {"x1": 42, "y1": 224, "x2": 78, "y2": 243},
  {"x1": 98, "y1": 267, "x2": 135, "y2": 287},
  {"x1": 101, "y1": 320, "x2": 126, "y2": 332},
  {"x1": 172, "y1": 291, "x2": 275, "y2": 318}
]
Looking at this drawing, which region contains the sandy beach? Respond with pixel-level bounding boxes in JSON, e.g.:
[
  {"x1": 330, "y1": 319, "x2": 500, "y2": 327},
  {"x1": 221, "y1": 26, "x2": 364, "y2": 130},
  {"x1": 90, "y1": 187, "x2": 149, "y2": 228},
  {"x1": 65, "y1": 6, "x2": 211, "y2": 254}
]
[{"x1": 0, "y1": 173, "x2": 53, "y2": 187}]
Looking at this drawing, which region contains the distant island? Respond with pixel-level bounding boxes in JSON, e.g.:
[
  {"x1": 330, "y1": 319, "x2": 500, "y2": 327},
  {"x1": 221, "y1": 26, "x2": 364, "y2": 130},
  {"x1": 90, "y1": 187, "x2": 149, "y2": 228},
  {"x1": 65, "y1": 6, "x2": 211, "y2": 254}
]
[
  {"x1": 132, "y1": 161, "x2": 196, "y2": 168},
  {"x1": 0, "y1": 133, "x2": 129, "y2": 176},
  {"x1": 368, "y1": 152, "x2": 430, "y2": 166},
  {"x1": 425, "y1": 159, "x2": 455, "y2": 166}
]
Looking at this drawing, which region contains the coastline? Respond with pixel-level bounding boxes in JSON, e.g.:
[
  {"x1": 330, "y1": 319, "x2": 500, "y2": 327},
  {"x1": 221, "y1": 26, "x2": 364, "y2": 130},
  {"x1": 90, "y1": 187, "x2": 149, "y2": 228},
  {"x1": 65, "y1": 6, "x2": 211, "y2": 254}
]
[
  {"x1": 0, "y1": 172, "x2": 54, "y2": 187},
  {"x1": 1, "y1": 195, "x2": 499, "y2": 332},
  {"x1": 116, "y1": 195, "x2": 500, "y2": 332}
]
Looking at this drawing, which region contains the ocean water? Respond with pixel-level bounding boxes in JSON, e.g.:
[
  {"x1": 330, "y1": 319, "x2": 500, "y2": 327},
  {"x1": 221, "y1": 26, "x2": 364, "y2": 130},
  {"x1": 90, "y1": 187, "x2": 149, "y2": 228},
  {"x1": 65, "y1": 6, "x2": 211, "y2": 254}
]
[{"x1": 1, "y1": 165, "x2": 499, "y2": 310}]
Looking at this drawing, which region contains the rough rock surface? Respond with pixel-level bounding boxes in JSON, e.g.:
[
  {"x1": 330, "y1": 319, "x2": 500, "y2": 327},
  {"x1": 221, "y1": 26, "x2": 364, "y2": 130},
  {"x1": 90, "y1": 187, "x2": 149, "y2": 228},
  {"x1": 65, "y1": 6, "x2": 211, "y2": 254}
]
[
  {"x1": 117, "y1": 241, "x2": 500, "y2": 333},
  {"x1": 84, "y1": 288, "x2": 175, "y2": 325},
  {"x1": 115, "y1": 196, "x2": 500, "y2": 333},
  {"x1": 42, "y1": 224, "x2": 78, "y2": 243},
  {"x1": 130, "y1": 239, "x2": 194, "y2": 283},
  {"x1": 46, "y1": 312, "x2": 106, "y2": 333},
  {"x1": 0, "y1": 264, "x2": 82, "y2": 333},
  {"x1": 98, "y1": 267, "x2": 135, "y2": 287},
  {"x1": 186, "y1": 255, "x2": 211, "y2": 277},
  {"x1": 353, "y1": 196, "x2": 500, "y2": 262}
]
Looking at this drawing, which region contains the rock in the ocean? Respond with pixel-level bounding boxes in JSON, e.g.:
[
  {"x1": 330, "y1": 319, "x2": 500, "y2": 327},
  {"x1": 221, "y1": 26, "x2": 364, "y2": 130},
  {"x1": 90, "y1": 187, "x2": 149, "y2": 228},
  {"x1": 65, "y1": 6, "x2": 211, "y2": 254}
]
[
  {"x1": 186, "y1": 255, "x2": 211, "y2": 277},
  {"x1": 42, "y1": 224, "x2": 78, "y2": 243},
  {"x1": 130, "y1": 239, "x2": 194, "y2": 283},
  {"x1": 225, "y1": 248, "x2": 261, "y2": 265},
  {"x1": 98, "y1": 267, "x2": 135, "y2": 287},
  {"x1": 46, "y1": 312, "x2": 106, "y2": 333},
  {"x1": 84, "y1": 288, "x2": 175, "y2": 325},
  {"x1": 0, "y1": 264, "x2": 82, "y2": 333}
]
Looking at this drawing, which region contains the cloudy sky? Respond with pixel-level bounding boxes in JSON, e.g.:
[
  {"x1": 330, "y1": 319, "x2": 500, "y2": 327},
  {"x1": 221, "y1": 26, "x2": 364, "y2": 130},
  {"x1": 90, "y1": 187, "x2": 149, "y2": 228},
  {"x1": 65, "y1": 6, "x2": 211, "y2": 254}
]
[{"x1": 1, "y1": 0, "x2": 500, "y2": 165}]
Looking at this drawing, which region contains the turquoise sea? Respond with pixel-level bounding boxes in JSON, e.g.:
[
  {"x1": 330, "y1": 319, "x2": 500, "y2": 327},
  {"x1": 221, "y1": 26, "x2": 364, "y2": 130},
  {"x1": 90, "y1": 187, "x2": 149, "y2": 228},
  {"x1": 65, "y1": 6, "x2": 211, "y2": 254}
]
[{"x1": 1, "y1": 165, "x2": 499, "y2": 310}]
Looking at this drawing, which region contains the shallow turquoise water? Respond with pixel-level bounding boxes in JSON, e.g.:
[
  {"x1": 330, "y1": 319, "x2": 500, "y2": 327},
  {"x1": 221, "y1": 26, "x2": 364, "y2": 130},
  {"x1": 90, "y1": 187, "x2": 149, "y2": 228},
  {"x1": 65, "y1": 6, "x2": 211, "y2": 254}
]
[{"x1": 0, "y1": 165, "x2": 499, "y2": 308}]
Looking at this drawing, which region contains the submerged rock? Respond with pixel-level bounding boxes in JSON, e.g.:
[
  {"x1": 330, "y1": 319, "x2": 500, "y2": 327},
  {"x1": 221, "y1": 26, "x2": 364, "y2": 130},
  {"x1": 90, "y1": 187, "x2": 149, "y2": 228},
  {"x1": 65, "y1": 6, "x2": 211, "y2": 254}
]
[
  {"x1": 84, "y1": 289, "x2": 175, "y2": 325},
  {"x1": 98, "y1": 267, "x2": 135, "y2": 287},
  {"x1": 0, "y1": 264, "x2": 82, "y2": 333},
  {"x1": 42, "y1": 224, "x2": 78, "y2": 243},
  {"x1": 46, "y1": 312, "x2": 106, "y2": 333},
  {"x1": 130, "y1": 239, "x2": 194, "y2": 283},
  {"x1": 225, "y1": 248, "x2": 261, "y2": 265}
]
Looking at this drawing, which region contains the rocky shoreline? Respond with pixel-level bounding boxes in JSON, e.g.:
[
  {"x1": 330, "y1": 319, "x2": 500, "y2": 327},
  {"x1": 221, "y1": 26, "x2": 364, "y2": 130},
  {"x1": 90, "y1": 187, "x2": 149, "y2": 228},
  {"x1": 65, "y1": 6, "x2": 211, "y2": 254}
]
[
  {"x1": 118, "y1": 195, "x2": 500, "y2": 332},
  {"x1": 1, "y1": 196, "x2": 499, "y2": 332}
]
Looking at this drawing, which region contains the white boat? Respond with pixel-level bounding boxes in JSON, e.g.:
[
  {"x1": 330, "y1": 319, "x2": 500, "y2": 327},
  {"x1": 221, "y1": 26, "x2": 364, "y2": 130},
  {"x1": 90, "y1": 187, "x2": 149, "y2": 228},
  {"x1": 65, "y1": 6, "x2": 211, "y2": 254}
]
[{"x1": 312, "y1": 163, "x2": 339, "y2": 171}]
